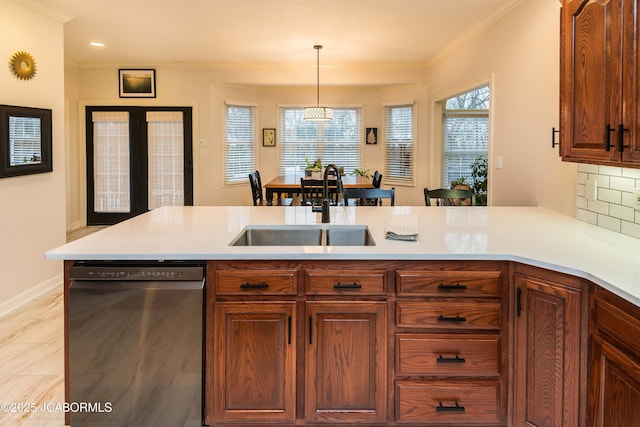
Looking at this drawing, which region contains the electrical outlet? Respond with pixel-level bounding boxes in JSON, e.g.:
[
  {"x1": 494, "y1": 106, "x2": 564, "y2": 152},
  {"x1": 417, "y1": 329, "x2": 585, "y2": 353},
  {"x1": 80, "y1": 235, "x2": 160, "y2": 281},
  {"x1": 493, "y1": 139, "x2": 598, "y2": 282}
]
[{"x1": 634, "y1": 189, "x2": 640, "y2": 211}]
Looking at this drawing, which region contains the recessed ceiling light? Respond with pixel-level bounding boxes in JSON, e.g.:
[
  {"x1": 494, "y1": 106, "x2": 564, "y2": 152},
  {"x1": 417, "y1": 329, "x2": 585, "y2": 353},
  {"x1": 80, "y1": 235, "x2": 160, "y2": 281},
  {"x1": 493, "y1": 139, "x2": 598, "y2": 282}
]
[{"x1": 89, "y1": 42, "x2": 105, "y2": 47}]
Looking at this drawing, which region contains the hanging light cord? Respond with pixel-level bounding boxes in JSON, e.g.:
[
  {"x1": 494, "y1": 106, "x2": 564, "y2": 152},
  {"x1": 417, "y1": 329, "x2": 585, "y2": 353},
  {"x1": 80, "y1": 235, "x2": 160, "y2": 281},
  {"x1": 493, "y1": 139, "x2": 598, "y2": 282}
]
[{"x1": 314, "y1": 45, "x2": 322, "y2": 106}]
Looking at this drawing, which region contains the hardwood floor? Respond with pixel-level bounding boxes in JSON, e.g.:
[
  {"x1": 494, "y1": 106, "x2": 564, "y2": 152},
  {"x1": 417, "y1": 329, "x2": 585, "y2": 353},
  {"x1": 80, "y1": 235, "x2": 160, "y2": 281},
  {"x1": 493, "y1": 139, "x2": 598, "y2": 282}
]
[{"x1": 0, "y1": 287, "x2": 66, "y2": 426}]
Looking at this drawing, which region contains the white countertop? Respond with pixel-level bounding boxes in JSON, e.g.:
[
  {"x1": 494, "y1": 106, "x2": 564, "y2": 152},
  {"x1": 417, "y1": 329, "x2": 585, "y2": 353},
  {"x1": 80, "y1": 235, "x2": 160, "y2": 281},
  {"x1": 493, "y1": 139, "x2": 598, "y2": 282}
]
[{"x1": 46, "y1": 206, "x2": 640, "y2": 307}]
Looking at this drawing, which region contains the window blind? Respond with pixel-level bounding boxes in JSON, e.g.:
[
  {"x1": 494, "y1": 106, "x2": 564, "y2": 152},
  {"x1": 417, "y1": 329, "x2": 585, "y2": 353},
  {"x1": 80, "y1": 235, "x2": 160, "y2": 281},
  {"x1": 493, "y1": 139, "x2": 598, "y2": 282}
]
[
  {"x1": 442, "y1": 111, "x2": 488, "y2": 186},
  {"x1": 146, "y1": 111, "x2": 185, "y2": 209},
  {"x1": 383, "y1": 104, "x2": 414, "y2": 185},
  {"x1": 91, "y1": 111, "x2": 130, "y2": 213},
  {"x1": 278, "y1": 107, "x2": 361, "y2": 175},
  {"x1": 225, "y1": 103, "x2": 256, "y2": 184}
]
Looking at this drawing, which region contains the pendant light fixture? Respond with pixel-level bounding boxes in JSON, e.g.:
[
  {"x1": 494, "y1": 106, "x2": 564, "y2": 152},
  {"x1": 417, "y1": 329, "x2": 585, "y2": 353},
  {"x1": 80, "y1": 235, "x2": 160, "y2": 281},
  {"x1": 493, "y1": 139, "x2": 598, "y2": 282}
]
[{"x1": 304, "y1": 45, "x2": 333, "y2": 121}]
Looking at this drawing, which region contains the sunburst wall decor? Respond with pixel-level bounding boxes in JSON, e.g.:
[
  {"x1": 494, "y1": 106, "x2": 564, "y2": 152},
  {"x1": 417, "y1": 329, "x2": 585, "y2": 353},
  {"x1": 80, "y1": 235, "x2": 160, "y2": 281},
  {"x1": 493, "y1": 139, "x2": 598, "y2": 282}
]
[{"x1": 9, "y1": 51, "x2": 37, "y2": 80}]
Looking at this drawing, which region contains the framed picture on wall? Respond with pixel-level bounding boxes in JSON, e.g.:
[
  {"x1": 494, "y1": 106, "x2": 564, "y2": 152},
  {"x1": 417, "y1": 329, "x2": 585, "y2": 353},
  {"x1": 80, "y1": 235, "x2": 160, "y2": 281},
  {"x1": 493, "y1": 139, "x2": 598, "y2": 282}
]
[
  {"x1": 366, "y1": 127, "x2": 378, "y2": 145},
  {"x1": 119, "y1": 69, "x2": 156, "y2": 98},
  {"x1": 0, "y1": 104, "x2": 53, "y2": 178},
  {"x1": 263, "y1": 128, "x2": 276, "y2": 147}
]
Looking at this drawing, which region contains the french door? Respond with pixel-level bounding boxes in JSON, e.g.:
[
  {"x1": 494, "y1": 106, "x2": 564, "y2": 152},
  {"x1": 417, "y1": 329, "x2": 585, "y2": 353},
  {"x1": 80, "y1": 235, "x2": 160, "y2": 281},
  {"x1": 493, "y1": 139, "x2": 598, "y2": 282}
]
[{"x1": 86, "y1": 106, "x2": 193, "y2": 225}]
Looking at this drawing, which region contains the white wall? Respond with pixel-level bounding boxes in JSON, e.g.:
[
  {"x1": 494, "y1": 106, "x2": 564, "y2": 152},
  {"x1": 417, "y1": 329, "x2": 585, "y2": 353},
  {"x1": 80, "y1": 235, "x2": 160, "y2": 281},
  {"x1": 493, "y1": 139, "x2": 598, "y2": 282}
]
[
  {"x1": 0, "y1": 0, "x2": 66, "y2": 315},
  {"x1": 65, "y1": 0, "x2": 577, "y2": 227},
  {"x1": 426, "y1": 0, "x2": 577, "y2": 215}
]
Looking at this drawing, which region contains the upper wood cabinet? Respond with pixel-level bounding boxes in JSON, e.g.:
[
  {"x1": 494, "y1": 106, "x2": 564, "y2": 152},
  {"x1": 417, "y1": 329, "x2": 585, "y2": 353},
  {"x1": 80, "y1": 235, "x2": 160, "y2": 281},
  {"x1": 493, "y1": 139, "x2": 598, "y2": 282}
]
[{"x1": 560, "y1": 0, "x2": 640, "y2": 166}]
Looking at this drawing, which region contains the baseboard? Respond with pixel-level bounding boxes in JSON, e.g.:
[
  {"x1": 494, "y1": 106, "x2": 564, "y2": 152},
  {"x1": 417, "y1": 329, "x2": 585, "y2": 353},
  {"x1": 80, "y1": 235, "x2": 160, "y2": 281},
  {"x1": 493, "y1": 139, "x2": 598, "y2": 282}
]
[{"x1": 0, "y1": 273, "x2": 63, "y2": 318}]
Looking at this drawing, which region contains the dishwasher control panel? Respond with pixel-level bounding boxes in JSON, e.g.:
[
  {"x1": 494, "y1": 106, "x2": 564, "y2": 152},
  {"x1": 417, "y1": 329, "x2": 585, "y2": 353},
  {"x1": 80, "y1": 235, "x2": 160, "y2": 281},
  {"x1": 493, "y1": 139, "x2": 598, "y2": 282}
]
[{"x1": 68, "y1": 265, "x2": 204, "y2": 281}]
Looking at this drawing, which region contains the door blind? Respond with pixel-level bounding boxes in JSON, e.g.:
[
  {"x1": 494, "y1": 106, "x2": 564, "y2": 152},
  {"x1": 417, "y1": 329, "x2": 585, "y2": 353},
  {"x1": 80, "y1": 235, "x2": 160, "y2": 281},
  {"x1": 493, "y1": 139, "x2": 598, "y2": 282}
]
[
  {"x1": 91, "y1": 111, "x2": 130, "y2": 213},
  {"x1": 146, "y1": 111, "x2": 185, "y2": 209}
]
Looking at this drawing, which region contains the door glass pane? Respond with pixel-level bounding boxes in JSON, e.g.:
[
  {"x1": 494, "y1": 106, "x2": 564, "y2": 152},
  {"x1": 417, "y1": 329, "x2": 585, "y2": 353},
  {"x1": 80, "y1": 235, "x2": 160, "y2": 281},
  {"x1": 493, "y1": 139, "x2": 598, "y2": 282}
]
[
  {"x1": 146, "y1": 112, "x2": 184, "y2": 209},
  {"x1": 92, "y1": 111, "x2": 130, "y2": 213}
]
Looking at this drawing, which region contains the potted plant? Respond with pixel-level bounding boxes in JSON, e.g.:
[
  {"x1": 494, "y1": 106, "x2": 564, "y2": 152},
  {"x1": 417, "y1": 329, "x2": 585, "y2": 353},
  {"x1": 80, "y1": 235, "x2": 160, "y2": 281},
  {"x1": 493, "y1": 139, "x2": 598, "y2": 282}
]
[
  {"x1": 449, "y1": 176, "x2": 470, "y2": 190},
  {"x1": 470, "y1": 155, "x2": 488, "y2": 206},
  {"x1": 350, "y1": 168, "x2": 372, "y2": 179},
  {"x1": 305, "y1": 158, "x2": 323, "y2": 179}
]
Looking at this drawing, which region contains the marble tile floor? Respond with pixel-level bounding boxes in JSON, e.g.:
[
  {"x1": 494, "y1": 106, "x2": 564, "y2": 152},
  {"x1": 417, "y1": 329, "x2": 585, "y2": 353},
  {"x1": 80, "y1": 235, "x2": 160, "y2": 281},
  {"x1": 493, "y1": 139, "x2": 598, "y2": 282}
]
[{"x1": 0, "y1": 287, "x2": 67, "y2": 426}]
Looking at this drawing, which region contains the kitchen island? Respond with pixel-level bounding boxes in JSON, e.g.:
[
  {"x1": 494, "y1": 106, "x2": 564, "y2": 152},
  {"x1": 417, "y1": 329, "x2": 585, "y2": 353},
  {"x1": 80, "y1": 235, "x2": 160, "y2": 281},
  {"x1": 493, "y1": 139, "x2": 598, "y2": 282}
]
[{"x1": 47, "y1": 206, "x2": 640, "y2": 426}]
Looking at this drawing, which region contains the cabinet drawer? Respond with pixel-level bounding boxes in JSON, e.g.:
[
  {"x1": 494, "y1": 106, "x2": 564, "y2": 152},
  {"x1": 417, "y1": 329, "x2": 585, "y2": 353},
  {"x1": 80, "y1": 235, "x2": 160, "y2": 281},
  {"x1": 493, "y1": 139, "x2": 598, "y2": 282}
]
[
  {"x1": 397, "y1": 334, "x2": 500, "y2": 377},
  {"x1": 305, "y1": 270, "x2": 386, "y2": 295},
  {"x1": 594, "y1": 296, "x2": 640, "y2": 361},
  {"x1": 215, "y1": 269, "x2": 297, "y2": 295},
  {"x1": 397, "y1": 302, "x2": 501, "y2": 330},
  {"x1": 396, "y1": 380, "x2": 500, "y2": 424},
  {"x1": 397, "y1": 270, "x2": 501, "y2": 297}
]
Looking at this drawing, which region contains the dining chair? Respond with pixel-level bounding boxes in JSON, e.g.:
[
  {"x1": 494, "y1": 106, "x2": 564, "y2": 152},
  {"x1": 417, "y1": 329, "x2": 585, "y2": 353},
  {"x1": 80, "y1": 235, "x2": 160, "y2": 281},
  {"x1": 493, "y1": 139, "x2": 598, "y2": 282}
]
[
  {"x1": 424, "y1": 188, "x2": 476, "y2": 206},
  {"x1": 372, "y1": 171, "x2": 382, "y2": 188},
  {"x1": 300, "y1": 178, "x2": 339, "y2": 206},
  {"x1": 343, "y1": 187, "x2": 395, "y2": 206},
  {"x1": 249, "y1": 171, "x2": 291, "y2": 206}
]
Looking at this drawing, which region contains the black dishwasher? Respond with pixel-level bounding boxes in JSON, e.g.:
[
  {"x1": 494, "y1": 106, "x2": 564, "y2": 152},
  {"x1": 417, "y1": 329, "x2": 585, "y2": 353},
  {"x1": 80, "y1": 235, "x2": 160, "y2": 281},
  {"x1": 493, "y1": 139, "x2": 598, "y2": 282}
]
[{"x1": 68, "y1": 262, "x2": 204, "y2": 426}]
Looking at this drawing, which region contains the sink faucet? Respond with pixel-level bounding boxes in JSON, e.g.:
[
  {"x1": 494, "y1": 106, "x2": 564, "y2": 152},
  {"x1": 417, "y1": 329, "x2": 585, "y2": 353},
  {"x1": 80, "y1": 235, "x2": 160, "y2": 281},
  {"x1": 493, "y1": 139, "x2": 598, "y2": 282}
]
[{"x1": 322, "y1": 164, "x2": 343, "y2": 223}]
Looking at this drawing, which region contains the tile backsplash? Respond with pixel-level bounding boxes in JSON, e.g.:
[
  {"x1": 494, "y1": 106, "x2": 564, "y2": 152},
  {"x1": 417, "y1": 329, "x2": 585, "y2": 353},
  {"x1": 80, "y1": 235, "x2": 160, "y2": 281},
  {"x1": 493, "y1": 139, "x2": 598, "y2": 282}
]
[{"x1": 576, "y1": 164, "x2": 640, "y2": 239}]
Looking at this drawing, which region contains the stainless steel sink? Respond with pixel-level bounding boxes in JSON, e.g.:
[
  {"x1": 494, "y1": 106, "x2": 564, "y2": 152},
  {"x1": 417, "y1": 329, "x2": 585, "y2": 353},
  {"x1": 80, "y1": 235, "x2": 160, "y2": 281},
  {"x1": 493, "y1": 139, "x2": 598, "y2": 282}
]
[
  {"x1": 325, "y1": 226, "x2": 375, "y2": 246},
  {"x1": 229, "y1": 225, "x2": 375, "y2": 246},
  {"x1": 229, "y1": 226, "x2": 323, "y2": 246}
]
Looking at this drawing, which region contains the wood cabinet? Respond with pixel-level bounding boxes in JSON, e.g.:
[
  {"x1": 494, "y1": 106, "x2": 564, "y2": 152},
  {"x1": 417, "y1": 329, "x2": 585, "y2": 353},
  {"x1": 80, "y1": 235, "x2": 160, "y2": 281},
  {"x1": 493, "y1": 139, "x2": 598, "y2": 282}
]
[
  {"x1": 212, "y1": 301, "x2": 296, "y2": 423},
  {"x1": 513, "y1": 265, "x2": 588, "y2": 427},
  {"x1": 305, "y1": 301, "x2": 387, "y2": 423},
  {"x1": 394, "y1": 263, "x2": 509, "y2": 425},
  {"x1": 207, "y1": 260, "x2": 517, "y2": 426},
  {"x1": 560, "y1": 0, "x2": 640, "y2": 166},
  {"x1": 589, "y1": 286, "x2": 640, "y2": 427}
]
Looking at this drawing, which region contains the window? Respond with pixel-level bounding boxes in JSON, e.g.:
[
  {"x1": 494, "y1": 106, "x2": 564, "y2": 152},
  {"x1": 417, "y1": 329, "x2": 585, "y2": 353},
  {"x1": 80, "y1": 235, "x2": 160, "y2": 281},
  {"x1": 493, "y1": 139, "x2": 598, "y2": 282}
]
[
  {"x1": 225, "y1": 102, "x2": 256, "y2": 184},
  {"x1": 442, "y1": 86, "x2": 489, "y2": 189},
  {"x1": 279, "y1": 107, "x2": 361, "y2": 174},
  {"x1": 383, "y1": 103, "x2": 415, "y2": 185}
]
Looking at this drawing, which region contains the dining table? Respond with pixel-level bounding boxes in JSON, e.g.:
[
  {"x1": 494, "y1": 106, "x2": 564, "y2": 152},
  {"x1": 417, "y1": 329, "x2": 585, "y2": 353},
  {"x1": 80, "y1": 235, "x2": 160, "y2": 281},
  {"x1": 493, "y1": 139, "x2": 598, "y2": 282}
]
[{"x1": 264, "y1": 174, "x2": 373, "y2": 205}]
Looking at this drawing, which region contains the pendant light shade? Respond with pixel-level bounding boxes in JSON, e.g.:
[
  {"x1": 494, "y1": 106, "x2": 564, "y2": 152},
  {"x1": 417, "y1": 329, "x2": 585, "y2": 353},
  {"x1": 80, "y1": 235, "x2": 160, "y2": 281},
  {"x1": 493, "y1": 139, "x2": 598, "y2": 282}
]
[{"x1": 304, "y1": 45, "x2": 333, "y2": 121}]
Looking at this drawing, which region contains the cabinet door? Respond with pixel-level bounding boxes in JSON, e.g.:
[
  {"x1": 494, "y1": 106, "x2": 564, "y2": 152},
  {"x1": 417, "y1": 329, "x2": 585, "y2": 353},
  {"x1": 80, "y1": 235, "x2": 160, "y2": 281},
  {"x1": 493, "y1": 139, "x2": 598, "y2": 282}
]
[
  {"x1": 620, "y1": 0, "x2": 640, "y2": 163},
  {"x1": 560, "y1": 0, "x2": 621, "y2": 163},
  {"x1": 305, "y1": 301, "x2": 387, "y2": 423},
  {"x1": 213, "y1": 302, "x2": 296, "y2": 423},
  {"x1": 589, "y1": 336, "x2": 640, "y2": 427},
  {"x1": 514, "y1": 272, "x2": 583, "y2": 427}
]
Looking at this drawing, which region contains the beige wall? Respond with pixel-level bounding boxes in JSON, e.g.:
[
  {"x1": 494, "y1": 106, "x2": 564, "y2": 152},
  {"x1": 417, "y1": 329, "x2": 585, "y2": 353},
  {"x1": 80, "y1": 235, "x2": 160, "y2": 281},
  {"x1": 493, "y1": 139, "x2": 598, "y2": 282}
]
[
  {"x1": 0, "y1": 1, "x2": 66, "y2": 315},
  {"x1": 427, "y1": 0, "x2": 577, "y2": 214},
  {"x1": 65, "y1": 0, "x2": 576, "y2": 228}
]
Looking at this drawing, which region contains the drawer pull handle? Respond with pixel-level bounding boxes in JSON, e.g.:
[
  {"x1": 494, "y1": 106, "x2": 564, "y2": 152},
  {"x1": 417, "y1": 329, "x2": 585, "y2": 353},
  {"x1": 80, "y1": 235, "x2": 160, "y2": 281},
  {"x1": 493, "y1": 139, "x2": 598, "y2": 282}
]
[
  {"x1": 437, "y1": 314, "x2": 466, "y2": 322},
  {"x1": 436, "y1": 402, "x2": 465, "y2": 412},
  {"x1": 334, "y1": 282, "x2": 362, "y2": 289},
  {"x1": 438, "y1": 283, "x2": 467, "y2": 290},
  {"x1": 437, "y1": 354, "x2": 466, "y2": 363},
  {"x1": 240, "y1": 282, "x2": 269, "y2": 289}
]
